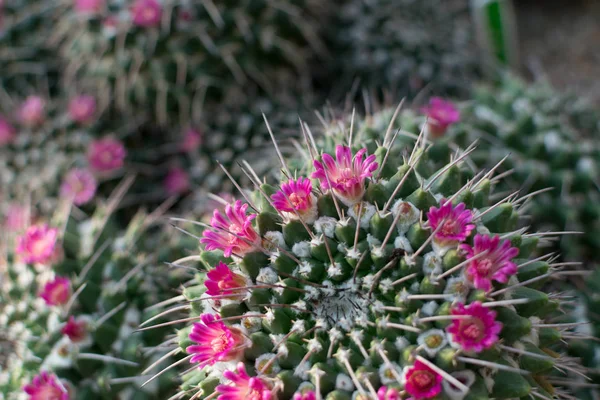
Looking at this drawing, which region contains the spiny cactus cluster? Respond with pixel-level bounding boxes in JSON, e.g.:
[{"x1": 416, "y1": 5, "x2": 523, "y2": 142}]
[
  {"x1": 326, "y1": 0, "x2": 480, "y2": 99},
  {"x1": 50, "y1": 0, "x2": 326, "y2": 125},
  {"x1": 147, "y1": 109, "x2": 590, "y2": 400},
  {"x1": 0, "y1": 181, "x2": 193, "y2": 399}
]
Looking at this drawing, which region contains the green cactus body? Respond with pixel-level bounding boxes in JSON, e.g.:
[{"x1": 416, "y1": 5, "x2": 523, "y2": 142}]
[
  {"x1": 158, "y1": 108, "x2": 586, "y2": 399},
  {"x1": 0, "y1": 184, "x2": 192, "y2": 399},
  {"x1": 326, "y1": 0, "x2": 480, "y2": 98}
]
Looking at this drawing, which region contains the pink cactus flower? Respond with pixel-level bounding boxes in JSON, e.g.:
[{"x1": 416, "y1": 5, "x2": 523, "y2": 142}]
[
  {"x1": 421, "y1": 97, "x2": 460, "y2": 137},
  {"x1": 460, "y1": 234, "x2": 519, "y2": 292},
  {"x1": 205, "y1": 262, "x2": 248, "y2": 300},
  {"x1": 40, "y1": 277, "x2": 71, "y2": 306},
  {"x1": 447, "y1": 301, "x2": 502, "y2": 353},
  {"x1": 216, "y1": 362, "x2": 272, "y2": 400},
  {"x1": 60, "y1": 168, "x2": 97, "y2": 205},
  {"x1": 18, "y1": 96, "x2": 45, "y2": 126},
  {"x1": 293, "y1": 391, "x2": 316, "y2": 400},
  {"x1": 427, "y1": 200, "x2": 475, "y2": 245},
  {"x1": 201, "y1": 201, "x2": 260, "y2": 257},
  {"x1": 377, "y1": 386, "x2": 400, "y2": 400},
  {"x1": 187, "y1": 314, "x2": 245, "y2": 368},
  {"x1": 404, "y1": 359, "x2": 443, "y2": 400},
  {"x1": 87, "y1": 137, "x2": 126, "y2": 172},
  {"x1": 62, "y1": 316, "x2": 88, "y2": 342},
  {"x1": 4, "y1": 204, "x2": 29, "y2": 231},
  {"x1": 74, "y1": 0, "x2": 104, "y2": 14},
  {"x1": 131, "y1": 0, "x2": 162, "y2": 27},
  {"x1": 312, "y1": 145, "x2": 378, "y2": 205},
  {"x1": 68, "y1": 95, "x2": 96, "y2": 124},
  {"x1": 164, "y1": 167, "x2": 190, "y2": 195},
  {"x1": 181, "y1": 128, "x2": 202, "y2": 152},
  {"x1": 0, "y1": 117, "x2": 16, "y2": 146},
  {"x1": 271, "y1": 177, "x2": 313, "y2": 213},
  {"x1": 23, "y1": 371, "x2": 69, "y2": 400},
  {"x1": 16, "y1": 224, "x2": 59, "y2": 264}
]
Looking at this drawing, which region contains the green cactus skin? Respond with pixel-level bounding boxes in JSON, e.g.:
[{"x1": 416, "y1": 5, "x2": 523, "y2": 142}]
[
  {"x1": 51, "y1": 0, "x2": 327, "y2": 126},
  {"x1": 0, "y1": 183, "x2": 192, "y2": 399},
  {"x1": 324, "y1": 0, "x2": 480, "y2": 99},
  {"x1": 155, "y1": 108, "x2": 588, "y2": 400}
]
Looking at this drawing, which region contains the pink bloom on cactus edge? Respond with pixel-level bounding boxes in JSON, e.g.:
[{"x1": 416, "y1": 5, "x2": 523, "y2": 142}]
[
  {"x1": 293, "y1": 390, "x2": 316, "y2": 400},
  {"x1": 18, "y1": 96, "x2": 45, "y2": 126},
  {"x1": 74, "y1": 0, "x2": 104, "y2": 14},
  {"x1": 62, "y1": 316, "x2": 88, "y2": 342},
  {"x1": 181, "y1": 128, "x2": 202, "y2": 152},
  {"x1": 23, "y1": 371, "x2": 69, "y2": 400},
  {"x1": 201, "y1": 201, "x2": 260, "y2": 258},
  {"x1": 216, "y1": 362, "x2": 272, "y2": 400},
  {"x1": 460, "y1": 234, "x2": 519, "y2": 292},
  {"x1": 164, "y1": 167, "x2": 190, "y2": 195},
  {"x1": 131, "y1": 0, "x2": 162, "y2": 27},
  {"x1": 60, "y1": 168, "x2": 97, "y2": 205},
  {"x1": 40, "y1": 277, "x2": 71, "y2": 306},
  {"x1": 205, "y1": 262, "x2": 247, "y2": 300},
  {"x1": 427, "y1": 200, "x2": 474, "y2": 244},
  {"x1": 271, "y1": 177, "x2": 316, "y2": 220},
  {"x1": 187, "y1": 314, "x2": 244, "y2": 368},
  {"x1": 421, "y1": 97, "x2": 460, "y2": 137},
  {"x1": 404, "y1": 359, "x2": 443, "y2": 400},
  {"x1": 16, "y1": 224, "x2": 59, "y2": 264},
  {"x1": 377, "y1": 386, "x2": 400, "y2": 400},
  {"x1": 312, "y1": 145, "x2": 378, "y2": 206},
  {"x1": 447, "y1": 301, "x2": 502, "y2": 353},
  {"x1": 87, "y1": 137, "x2": 126, "y2": 172},
  {"x1": 0, "y1": 117, "x2": 16, "y2": 146},
  {"x1": 69, "y1": 95, "x2": 96, "y2": 124}
]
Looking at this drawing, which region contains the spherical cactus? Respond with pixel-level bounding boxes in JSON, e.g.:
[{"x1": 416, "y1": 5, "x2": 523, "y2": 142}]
[
  {"x1": 155, "y1": 107, "x2": 588, "y2": 400},
  {"x1": 52, "y1": 0, "x2": 327, "y2": 125},
  {"x1": 325, "y1": 0, "x2": 480, "y2": 98},
  {"x1": 0, "y1": 183, "x2": 192, "y2": 399}
]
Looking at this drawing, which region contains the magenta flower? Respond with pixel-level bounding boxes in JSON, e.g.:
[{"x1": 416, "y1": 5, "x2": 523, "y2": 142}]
[
  {"x1": 60, "y1": 168, "x2": 97, "y2": 205},
  {"x1": 377, "y1": 386, "x2": 400, "y2": 400},
  {"x1": 293, "y1": 391, "x2": 316, "y2": 400},
  {"x1": 68, "y1": 95, "x2": 96, "y2": 124},
  {"x1": 187, "y1": 314, "x2": 245, "y2": 368},
  {"x1": 201, "y1": 201, "x2": 260, "y2": 257},
  {"x1": 271, "y1": 177, "x2": 317, "y2": 221},
  {"x1": 447, "y1": 301, "x2": 502, "y2": 353},
  {"x1": 421, "y1": 97, "x2": 460, "y2": 137},
  {"x1": 87, "y1": 137, "x2": 126, "y2": 172},
  {"x1": 181, "y1": 128, "x2": 202, "y2": 152},
  {"x1": 460, "y1": 234, "x2": 519, "y2": 292},
  {"x1": 312, "y1": 145, "x2": 378, "y2": 205},
  {"x1": 205, "y1": 262, "x2": 247, "y2": 300},
  {"x1": 427, "y1": 200, "x2": 474, "y2": 244},
  {"x1": 4, "y1": 204, "x2": 28, "y2": 231},
  {"x1": 40, "y1": 277, "x2": 71, "y2": 306},
  {"x1": 62, "y1": 316, "x2": 88, "y2": 342},
  {"x1": 74, "y1": 0, "x2": 104, "y2": 14},
  {"x1": 404, "y1": 359, "x2": 443, "y2": 400},
  {"x1": 131, "y1": 0, "x2": 162, "y2": 27},
  {"x1": 18, "y1": 96, "x2": 45, "y2": 126},
  {"x1": 0, "y1": 117, "x2": 16, "y2": 146},
  {"x1": 164, "y1": 167, "x2": 190, "y2": 195},
  {"x1": 23, "y1": 372, "x2": 69, "y2": 400},
  {"x1": 216, "y1": 362, "x2": 272, "y2": 400},
  {"x1": 16, "y1": 224, "x2": 59, "y2": 264}
]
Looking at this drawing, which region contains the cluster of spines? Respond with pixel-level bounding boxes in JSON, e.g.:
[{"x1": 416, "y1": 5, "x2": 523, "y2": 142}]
[{"x1": 138, "y1": 109, "x2": 591, "y2": 400}]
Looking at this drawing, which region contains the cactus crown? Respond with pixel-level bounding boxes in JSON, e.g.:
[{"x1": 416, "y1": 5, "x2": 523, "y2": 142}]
[{"x1": 155, "y1": 107, "x2": 588, "y2": 400}]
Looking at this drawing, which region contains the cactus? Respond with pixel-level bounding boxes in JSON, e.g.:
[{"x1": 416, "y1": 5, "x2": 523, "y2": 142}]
[
  {"x1": 149, "y1": 107, "x2": 589, "y2": 400},
  {"x1": 325, "y1": 0, "x2": 480, "y2": 99},
  {"x1": 0, "y1": 180, "x2": 192, "y2": 399},
  {"x1": 49, "y1": 0, "x2": 327, "y2": 126}
]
